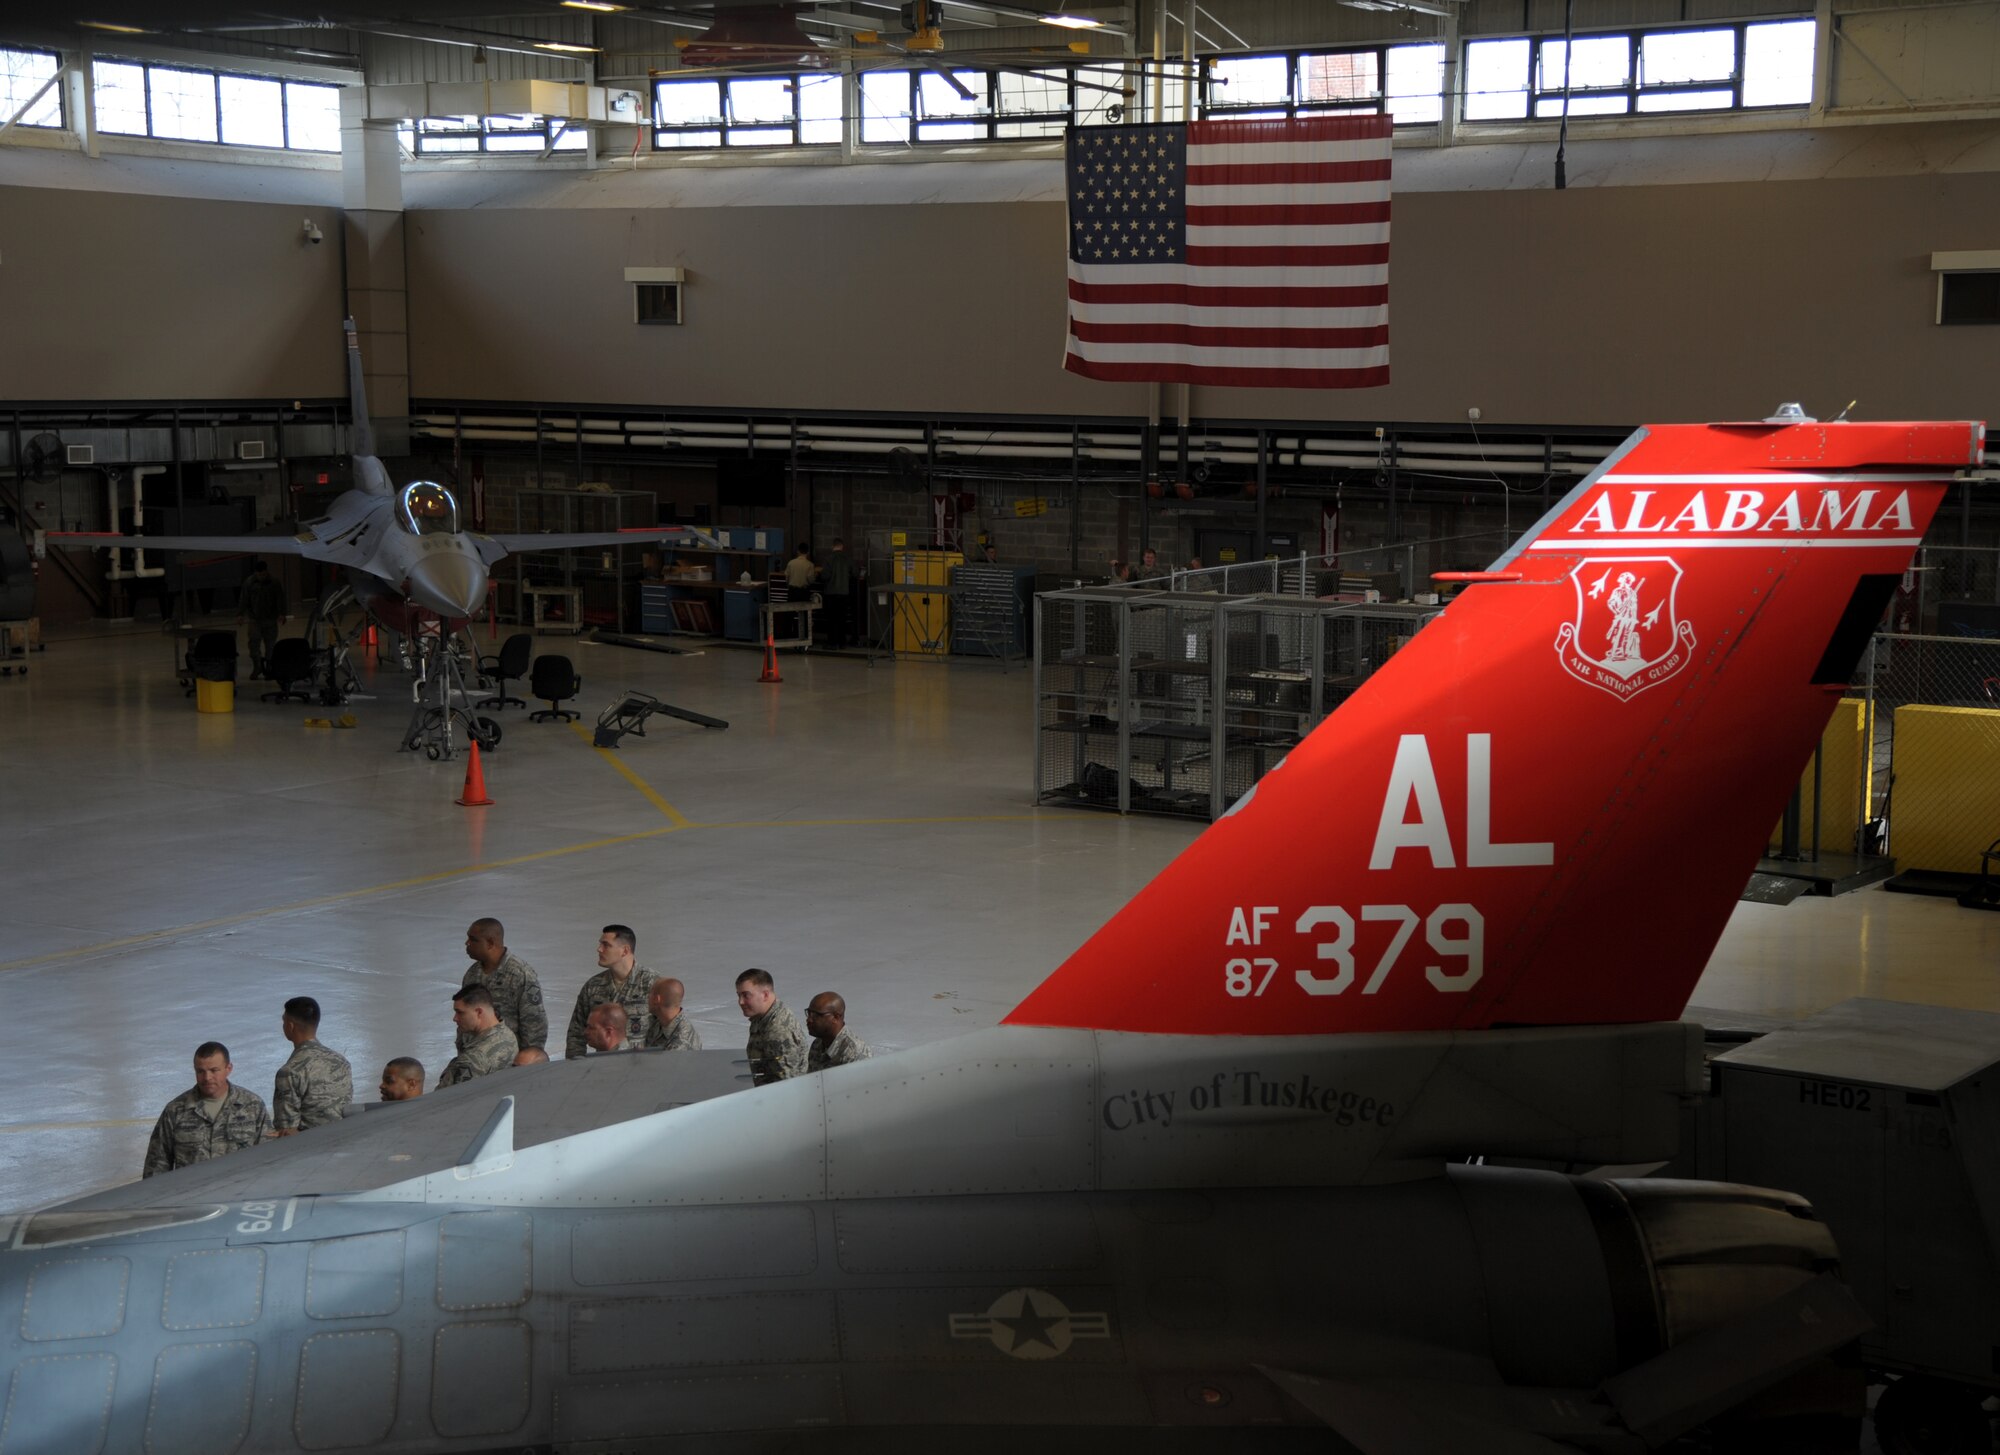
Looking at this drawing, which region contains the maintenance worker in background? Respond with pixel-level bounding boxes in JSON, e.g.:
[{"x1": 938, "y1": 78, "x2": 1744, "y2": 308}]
[
  {"x1": 584, "y1": 1003, "x2": 630, "y2": 1054},
  {"x1": 785, "y1": 542, "x2": 818, "y2": 596},
  {"x1": 143, "y1": 1041, "x2": 270, "y2": 1178},
  {"x1": 461, "y1": 917, "x2": 548, "y2": 1059},
  {"x1": 565, "y1": 924, "x2": 656, "y2": 1057},
  {"x1": 378, "y1": 1057, "x2": 424, "y2": 1102},
  {"x1": 975, "y1": 540, "x2": 999, "y2": 565},
  {"x1": 270, "y1": 996, "x2": 354, "y2": 1135},
  {"x1": 439, "y1": 985, "x2": 519, "y2": 1088},
  {"x1": 805, "y1": 992, "x2": 873, "y2": 1073},
  {"x1": 822, "y1": 538, "x2": 859, "y2": 650},
  {"x1": 736, "y1": 969, "x2": 806, "y2": 1085},
  {"x1": 239, "y1": 558, "x2": 287, "y2": 678},
  {"x1": 645, "y1": 977, "x2": 702, "y2": 1051}
]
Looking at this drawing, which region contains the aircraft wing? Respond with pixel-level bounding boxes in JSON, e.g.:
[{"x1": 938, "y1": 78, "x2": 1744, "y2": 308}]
[
  {"x1": 48, "y1": 532, "x2": 319, "y2": 556},
  {"x1": 471, "y1": 528, "x2": 697, "y2": 565}
]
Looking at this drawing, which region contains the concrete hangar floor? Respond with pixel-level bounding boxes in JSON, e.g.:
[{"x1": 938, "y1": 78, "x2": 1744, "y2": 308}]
[{"x1": 1, "y1": 625, "x2": 1997, "y2": 1212}]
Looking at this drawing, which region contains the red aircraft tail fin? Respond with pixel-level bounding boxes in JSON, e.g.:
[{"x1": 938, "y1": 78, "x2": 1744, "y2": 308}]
[{"x1": 1006, "y1": 417, "x2": 1984, "y2": 1036}]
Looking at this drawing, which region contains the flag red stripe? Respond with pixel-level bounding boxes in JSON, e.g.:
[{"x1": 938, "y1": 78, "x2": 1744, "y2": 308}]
[
  {"x1": 1070, "y1": 320, "x2": 1389, "y2": 348},
  {"x1": 1184, "y1": 243, "x2": 1391, "y2": 267},
  {"x1": 1189, "y1": 115, "x2": 1394, "y2": 144},
  {"x1": 1185, "y1": 202, "x2": 1391, "y2": 226},
  {"x1": 1068, "y1": 279, "x2": 1389, "y2": 308},
  {"x1": 1066, "y1": 353, "x2": 1391, "y2": 389},
  {"x1": 1186, "y1": 159, "x2": 1391, "y2": 186}
]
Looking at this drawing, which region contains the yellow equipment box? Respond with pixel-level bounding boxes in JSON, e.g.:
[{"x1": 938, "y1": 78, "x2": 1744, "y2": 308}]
[{"x1": 1889, "y1": 703, "x2": 2000, "y2": 873}]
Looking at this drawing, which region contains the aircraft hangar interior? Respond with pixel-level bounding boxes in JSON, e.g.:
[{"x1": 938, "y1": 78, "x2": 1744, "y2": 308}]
[{"x1": 4, "y1": 0, "x2": 2000, "y2": 1452}]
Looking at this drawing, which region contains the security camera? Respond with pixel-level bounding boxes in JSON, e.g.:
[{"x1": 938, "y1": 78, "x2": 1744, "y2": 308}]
[{"x1": 303, "y1": 219, "x2": 324, "y2": 245}]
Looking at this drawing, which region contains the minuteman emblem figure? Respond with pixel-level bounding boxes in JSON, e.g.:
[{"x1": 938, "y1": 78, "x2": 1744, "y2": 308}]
[
  {"x1": 1555, "y1": 556, "x2": 1697, "y2": 702},
  {"x1": 1604, "y1": 571, "x2": 1643, "y2": 663}
]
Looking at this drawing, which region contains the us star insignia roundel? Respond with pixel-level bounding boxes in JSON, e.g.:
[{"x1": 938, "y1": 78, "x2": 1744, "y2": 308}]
[
  {"x1": 1554, "y1": 556, "x2": 1698, "y2": 701},
  {"x1": 948, "y1": 1288, "x2": 1112, "y2": 1360}
]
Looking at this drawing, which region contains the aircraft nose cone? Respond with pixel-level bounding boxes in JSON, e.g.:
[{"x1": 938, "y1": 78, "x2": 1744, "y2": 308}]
[{"x1": 406, "y1": 552, "x2": 486, "y2": 620}]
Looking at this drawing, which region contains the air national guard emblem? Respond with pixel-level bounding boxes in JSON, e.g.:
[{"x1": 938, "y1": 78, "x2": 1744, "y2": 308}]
[{"x1": 1554, "y1": 556, "x2": 1697, "y2": 701}]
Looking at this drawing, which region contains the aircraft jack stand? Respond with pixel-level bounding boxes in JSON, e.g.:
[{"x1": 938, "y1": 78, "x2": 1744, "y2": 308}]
[
  {"x1": 592, "y1": 691, "x2": 729, "y2": 748},
  {"x1": 401, "y1": 633, "x2": 501, "y2": 761}
]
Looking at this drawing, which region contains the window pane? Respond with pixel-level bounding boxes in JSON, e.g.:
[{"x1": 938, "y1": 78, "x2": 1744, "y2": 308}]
[
  {"x1": 285, "y1": 82, "x2": 340, "y2": 150},
  {"x1": 420, "y1": 133, "x2": 481, "y2": 152},
  {"x1": 726, "y1": 125, "x2": 792, "y2": 145},
  {"x1": 916, "y1": 120, "x2": 983, "y2": 140},
  {"x1": 859, "y1": 71, "x2": 909, "y2": 142},
  {"x1": 657, "y1": 129, "x2": 721, "y2": 147},
  {"x1": 1299, "y1": 51, "x2": 1379, "y2": 105},
  {"x1": 1149, "y1": 69, "x2": 1190, "y2": 121},
  {"x1": 1640, "y1": 29, "x2": 1734, "y2": 86},
  {"x1": 149, "y1": 66, "x2": 217, "y2": 141},
  {"x1": 798, "y1": 72, "x2": 841, "y2": 142},
  {"x1": 918, "y1": 70, "x2": 987, "y2": 117},
  {"x1": 1215, "y1": 108, "x2": 1290, "y2": 119},
  {"x1": 553, "y1": 124, "x2": 587, "y2": 150},
  {"x1": 1538, "y1": 35, "x2": 1629, "y2": 92},
  {"x1": 1464, "y1": 38, "x2": 1529, "y2": 119},
  {"x1": 218, "y1": 74, "x2": 282, "y2": 146},
  {"x1": 1210, "y1": 53, "x2": 1288, "y2": 107},
  {"x1": 1072, "y1": 65, "x2": 1130, "y2": 125},
  {"x1": 94, "y1": 60, "x2": 149, "y2": 135},
  {"x1": 996, "y1": 68, "x2": 1067, "y2": 115},
  {"x1": 1635, "y1": 87, "x2": 1735, "y2": 112},
  {"x1": 727, "y1": 77, "x2": 793, "y2": 124},
  {"x1": 485, "y1": 130, "x2": 546, "y2": 151},
  {"x1": 1386, "y1": 43, "x2": 1444, "y2": 123},
  {"x1": 657, "y1": 80, "x2": 721, "y2": 125},
  {"x1": 418, "y1": 115, "x2": 479, "y2": 153},
  {"x1": 1, "y1": 48, "x2": 61, "y2": 129},
  {"x1": 1535, "y1": 93, "x2": 1629, "y2": 116},
  {"x1": 1743, "y1": 19, "x2": 1814, "y2": 107}
]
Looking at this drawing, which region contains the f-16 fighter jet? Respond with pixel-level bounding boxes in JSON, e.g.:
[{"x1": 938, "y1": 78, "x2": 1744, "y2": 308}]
[
  {"x1": 53, "y1": 319, "x2": 697, "y2": 633},
  {"x1": 1, "y1": 410, "x2": 1983, "y2": 1453}
]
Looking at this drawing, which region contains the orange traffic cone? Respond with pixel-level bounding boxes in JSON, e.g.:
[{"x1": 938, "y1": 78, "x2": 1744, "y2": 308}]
[
  {"x1": 758, "y1": 630, "x2": 783, "y2": 684},
  {"x1": 456, "y1": 738, "x2": 495, "y2": 806}
]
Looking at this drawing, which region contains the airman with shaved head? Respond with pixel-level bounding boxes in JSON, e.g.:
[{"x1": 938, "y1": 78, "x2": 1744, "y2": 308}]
[
  {"x1": 806, "y1": 993, "x2": 873, "y2": 1073},
  {"x1": 461, "y1": 917, "x2": 548, "y2": 1056},
  {"x1": 644, "y1": 977, "x2": 703, "y2": 1051}
]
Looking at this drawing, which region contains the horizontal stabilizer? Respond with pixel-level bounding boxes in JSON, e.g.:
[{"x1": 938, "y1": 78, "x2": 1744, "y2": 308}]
[
  {"x1": 1601, "y1": 1274, "x2": 1869, "y2": 1447},
  {"x1": 47, "y1": 532, "x2": 312, "y2": 556}
]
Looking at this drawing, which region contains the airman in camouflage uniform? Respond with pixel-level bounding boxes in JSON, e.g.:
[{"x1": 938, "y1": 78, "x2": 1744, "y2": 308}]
[
  {"x1": 805, "y1": 992, "x2": 874, "y2": 1073},
  {"x1": 440, "y1": 984, "x2": 520, "y2": 1088},
  {"x1": 645, "y1": 977, "x2": 703, "y2": 1051},
  {"x1": 735, "y1": 968, "x2": 806, "y2": 1086},
  {"x1": 271, "y1": 996, "x2": 355, "y2": 1134},
  {"x1": 461, "y1": 918, "x2": 547, "y2": 1057},
  {"x1": 143, "y1": 1042, "x2": 270, "y2": 1178},
  {"x1": 565, "y1": 925, "x2": 656, "y2": 1057}
]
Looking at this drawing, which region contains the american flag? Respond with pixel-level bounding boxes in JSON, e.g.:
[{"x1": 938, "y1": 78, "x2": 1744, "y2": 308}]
[{"x1": 1063, "y1": 114, "x2": 1393, "y2": 389}]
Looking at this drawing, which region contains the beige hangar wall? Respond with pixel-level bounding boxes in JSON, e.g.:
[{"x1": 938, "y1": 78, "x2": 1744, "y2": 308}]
[
  {"x1": 405, "y1": 171, "x2": 2000, "y2": 428},
  {"x1": 0, "y1": 186, "x2": 346, "y2": 402}
]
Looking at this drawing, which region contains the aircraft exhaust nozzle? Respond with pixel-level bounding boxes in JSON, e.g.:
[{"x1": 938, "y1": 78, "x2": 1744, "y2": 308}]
[{"x1": 406, "y1": 552, "x2": 486, "y2": 620}]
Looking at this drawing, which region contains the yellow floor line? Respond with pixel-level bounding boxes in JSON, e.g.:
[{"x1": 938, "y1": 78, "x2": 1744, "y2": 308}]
[
  {"x1": 0, "y1": 1119, "x2": 152, "y2": 1135},
  {"x1": 566, "y1": 721, "x2": 692, "y2": 827},
  {"x1": 699, "y1": 813, "x2": 1043, "y2": 829},
  {"x1": 0, "y1": 825, "x2": 683, "y2": 976}
]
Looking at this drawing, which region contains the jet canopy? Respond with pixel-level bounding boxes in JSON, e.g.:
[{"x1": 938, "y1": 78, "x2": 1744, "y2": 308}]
[{"x1": 398, "y1": 481, "x2": 460, "y2": 536}]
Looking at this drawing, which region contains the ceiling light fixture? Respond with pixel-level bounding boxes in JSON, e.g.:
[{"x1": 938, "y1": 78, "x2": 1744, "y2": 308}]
[
  {"x1": 1039, "y1": 13, "x2": 1103, "y2": 28},
  {"x1": 534, "y1": 40, "x2": 602, "y2": 52},
  {"x1": 79, "y1": 20, "x2": 151, "y2": 33},
  {"x1": 559, "y1": 0, "x2": 626, "y2": 10}
]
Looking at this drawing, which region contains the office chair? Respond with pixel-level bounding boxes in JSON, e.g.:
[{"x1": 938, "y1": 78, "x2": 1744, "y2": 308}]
[
  {"x1": 261, "y1": 638, "x2": 317, "y2": 705},
  {"x1": 529, "y1": 655, "x2": 582, "y2": 723},
  {"x1": 478, "y1": 631, "x2": 532, "y2": 710}
]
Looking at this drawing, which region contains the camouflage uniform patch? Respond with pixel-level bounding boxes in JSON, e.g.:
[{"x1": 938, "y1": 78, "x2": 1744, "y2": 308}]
[
  {"x1": 645, "y1": 1012, "x2": 703, "y2": 1052},
  {"x1": 745, "y1": 1000, "x2": 807, "y2": 1086},
  {"x1": 807, "y1": 1027, "x2": 874, "y2": 1073},
  {"x1": 565, "y1": 964, "x2": 658, "y2": 1058},
  {"x1": 461, "y1": 951, "x2": 548, "y2": 1053},
  {"x1": 438, "y1": 1024, "x2": 520, "y2": 1088},
  {"x1": 272, "y1": 1039, "x2": 355, "y2": 1131},
  {"x1": 143, "y1": 1084, "x2": 270, "y2": 1178}
]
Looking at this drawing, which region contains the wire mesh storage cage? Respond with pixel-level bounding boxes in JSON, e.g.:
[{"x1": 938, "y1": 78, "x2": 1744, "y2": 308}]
[{"x1": 1035, "y1": 587, "x2": 1440, "y2": 821}]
